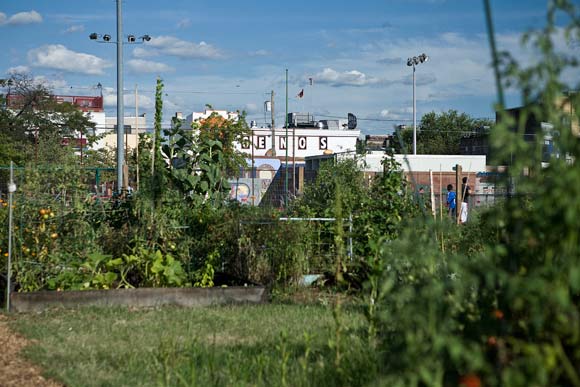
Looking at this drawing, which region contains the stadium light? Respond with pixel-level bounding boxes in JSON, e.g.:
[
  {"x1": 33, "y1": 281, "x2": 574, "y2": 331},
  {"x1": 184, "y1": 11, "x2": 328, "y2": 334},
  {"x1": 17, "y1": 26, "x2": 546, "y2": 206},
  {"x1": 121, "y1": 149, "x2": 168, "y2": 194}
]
[{"x1": 406, "y1": 53, "x2": 429, "y2": 155}]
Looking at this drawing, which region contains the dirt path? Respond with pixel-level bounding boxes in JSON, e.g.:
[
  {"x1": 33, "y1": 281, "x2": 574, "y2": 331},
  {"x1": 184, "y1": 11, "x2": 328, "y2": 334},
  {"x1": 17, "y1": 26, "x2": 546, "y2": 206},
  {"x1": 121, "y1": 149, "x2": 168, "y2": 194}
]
[{"x1": 0, "y1": 315, "x2": 62, "y2": 387}]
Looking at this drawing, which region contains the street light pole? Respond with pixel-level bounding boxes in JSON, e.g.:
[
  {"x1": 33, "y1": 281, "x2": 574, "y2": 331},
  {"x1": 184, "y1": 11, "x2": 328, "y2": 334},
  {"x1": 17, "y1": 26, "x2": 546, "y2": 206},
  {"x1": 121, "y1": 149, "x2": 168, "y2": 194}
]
[
  {"x1": 412, "y1": 64, "x2": 416, "y2": 155},
  {"x1": 116, "y1": 0, "x2": 124, "y2": 194},
  {"x1": 407, "y1": 53, "x2": 429, "y2": 155},
  {"x1": 90, "y1": 4, "x2": 150, "y2": 196}
]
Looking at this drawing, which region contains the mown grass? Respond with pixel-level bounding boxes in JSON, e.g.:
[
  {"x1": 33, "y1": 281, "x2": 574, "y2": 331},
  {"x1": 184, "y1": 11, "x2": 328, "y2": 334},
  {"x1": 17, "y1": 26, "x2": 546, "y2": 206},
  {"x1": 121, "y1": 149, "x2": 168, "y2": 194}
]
[{"x1": 8, "y1": 302, "x2": 376, "y2": 386}]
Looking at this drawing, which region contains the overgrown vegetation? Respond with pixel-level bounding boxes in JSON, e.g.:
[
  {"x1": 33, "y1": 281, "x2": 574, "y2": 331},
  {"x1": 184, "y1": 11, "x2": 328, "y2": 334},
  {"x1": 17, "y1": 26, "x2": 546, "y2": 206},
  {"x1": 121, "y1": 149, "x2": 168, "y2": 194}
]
[{"x1": 1, "y1": 1, "x2": 580, "y2": 386}]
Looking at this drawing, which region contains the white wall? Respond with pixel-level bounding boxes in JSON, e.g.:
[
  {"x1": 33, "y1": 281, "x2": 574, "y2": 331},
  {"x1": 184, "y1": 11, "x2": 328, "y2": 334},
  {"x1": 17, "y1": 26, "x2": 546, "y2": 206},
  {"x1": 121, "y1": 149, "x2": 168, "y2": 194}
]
[
  {"x1": 185, "y1": 109, "x2": 239, "y2": 125},
  {"x1": 359, "y1": 152, "x2": 487, "y2": 173}
]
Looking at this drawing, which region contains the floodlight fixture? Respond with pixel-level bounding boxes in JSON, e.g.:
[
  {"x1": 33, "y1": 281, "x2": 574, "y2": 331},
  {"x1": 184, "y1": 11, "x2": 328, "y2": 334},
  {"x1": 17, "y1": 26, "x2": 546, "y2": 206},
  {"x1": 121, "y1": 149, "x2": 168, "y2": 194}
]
[
  {"x1": 103, "y1": 34, "x2": 111, "y2": 42},
  {"x1": 128, "y1": 34, "x2": 136, "y2": 43},
  {"x1": 89, "y1": 32, "x2": 98, "y2": 40},
  {"x1": 141, "y1": 34, "x2": 151, "y2": 42},
  {"x1": 405, "y1": 52, "x2": 430, "y2": 155}
]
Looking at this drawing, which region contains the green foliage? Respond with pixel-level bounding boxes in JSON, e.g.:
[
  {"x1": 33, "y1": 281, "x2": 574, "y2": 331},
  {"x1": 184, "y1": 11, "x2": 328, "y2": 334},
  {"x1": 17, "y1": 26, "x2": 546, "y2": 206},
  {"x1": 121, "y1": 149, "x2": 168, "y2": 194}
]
[
  {"x1": 356, "y1": 154, "x2": 420, "y2": 253},
  {"x1": 291, "y1": 154, "x2": 420, "y2": 287},
  {"x1": 190, "y1": 110, "x2": 251, "y2": 177},
  {"x1": 236, "y1": 206, "x2": 309, "y2": 286},
  {"x1": 366, "y1": 226, "x2": 488, "y2": 386},
  {"x1": 122, "y1": 247, "x2": 188, "y2": 287},
  {"x1": 394, "y1": 110, "x2": 492, "y2": 155},
  {"x1": 193, "y1": 248, "x2": 218, "y2": 288},
  {"x1": 162, "y1": 124, "x2": 231, "y2": 206},
  {"x1": 365, "y1": 2, "x2": 580, "y2": 386},
  {"x1": 293, "y1": 157, "x2": 367, "y2": 218},
  {"x1": 151, "y1": 77, "x2": 166, "y2": 207},
  {"x1": 0, "y1": 72, "x2": 95, "y2": 166}
]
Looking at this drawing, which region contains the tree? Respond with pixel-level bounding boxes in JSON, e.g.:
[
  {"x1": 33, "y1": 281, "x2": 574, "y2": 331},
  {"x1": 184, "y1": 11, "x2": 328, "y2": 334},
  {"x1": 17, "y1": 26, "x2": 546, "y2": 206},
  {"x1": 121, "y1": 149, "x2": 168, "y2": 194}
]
[
  {"x1": 0, "y1": 72, "x2": 96, "y2": 166},
  {"x1": 191, "y1": 111, "x2": 250, "y2": 177},
  {"x1": 394, "y1": 110, "x2": 492, "y2": 154}
]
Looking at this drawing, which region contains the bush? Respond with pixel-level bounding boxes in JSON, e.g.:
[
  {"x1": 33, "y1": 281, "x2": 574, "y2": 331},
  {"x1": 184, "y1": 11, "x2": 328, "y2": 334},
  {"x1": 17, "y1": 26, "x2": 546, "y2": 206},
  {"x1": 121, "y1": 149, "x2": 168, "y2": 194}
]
[{"x1": 365, "y1": 2, "x2": 580, "y2": 385}]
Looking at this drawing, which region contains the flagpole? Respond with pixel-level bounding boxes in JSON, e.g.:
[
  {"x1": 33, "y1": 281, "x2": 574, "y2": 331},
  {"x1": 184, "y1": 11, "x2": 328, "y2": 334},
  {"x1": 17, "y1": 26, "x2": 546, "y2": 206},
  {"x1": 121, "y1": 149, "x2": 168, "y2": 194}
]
[
  {"x1": 309, "y1": 77, "x2": 313, "y2": 119},
  {"x1": 292, "y1": 114, "x2": 296, "y2": 195},
  {"x1": 284, "y1": 69, "x2": 289, "y2": 209}
]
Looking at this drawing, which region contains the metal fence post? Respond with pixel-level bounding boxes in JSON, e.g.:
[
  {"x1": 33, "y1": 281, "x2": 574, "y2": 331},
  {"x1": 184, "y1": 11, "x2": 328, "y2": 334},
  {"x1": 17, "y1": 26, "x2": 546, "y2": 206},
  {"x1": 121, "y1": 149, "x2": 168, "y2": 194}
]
[
  {"x1": 6, "y1": 161, "x2": 16, "y2": 312},
  {"x1": 348, "y1": 213, "x2": 353, "y2": 261}
]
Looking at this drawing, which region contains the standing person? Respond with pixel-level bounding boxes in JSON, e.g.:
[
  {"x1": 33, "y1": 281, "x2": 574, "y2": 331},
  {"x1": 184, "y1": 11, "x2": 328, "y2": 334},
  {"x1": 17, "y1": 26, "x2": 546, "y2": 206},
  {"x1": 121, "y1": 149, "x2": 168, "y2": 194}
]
[
  {"x1": 460, "y1": 177, "x2": 471, "y2": 224},
  {"x1": 446, "y1": 184, "x2": 456, "y2": 218}
]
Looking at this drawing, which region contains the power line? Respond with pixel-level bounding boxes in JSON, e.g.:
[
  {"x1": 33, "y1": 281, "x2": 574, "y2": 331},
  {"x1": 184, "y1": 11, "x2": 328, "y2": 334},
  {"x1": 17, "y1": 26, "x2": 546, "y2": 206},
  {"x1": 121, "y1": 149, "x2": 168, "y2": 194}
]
[
  {"x1": 316, "y1": 114, "x2": 413, "y2": 122},
  {"x1": 58, "y1": 85, "x2": 266, "y2": 95}
]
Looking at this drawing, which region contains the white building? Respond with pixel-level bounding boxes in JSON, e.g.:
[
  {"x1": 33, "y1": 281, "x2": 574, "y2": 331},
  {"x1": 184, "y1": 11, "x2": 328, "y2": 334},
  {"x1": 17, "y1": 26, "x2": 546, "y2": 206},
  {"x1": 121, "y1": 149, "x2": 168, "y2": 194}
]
[
  {"x1": 91, "y1": 114, "x2": 147, "y2": 151},
  {"x1": 179, "y1": 109, "x2": 360, "y2": 163},
  {"x1": 236, "y1": 126, "x2": 360, "y2": 163},
  {"x1": 358, "y1": 152, "x2": 487, "y2": 173},
  {"x1": 184, "y1": 109, "x2": 239, "y2": 127}
]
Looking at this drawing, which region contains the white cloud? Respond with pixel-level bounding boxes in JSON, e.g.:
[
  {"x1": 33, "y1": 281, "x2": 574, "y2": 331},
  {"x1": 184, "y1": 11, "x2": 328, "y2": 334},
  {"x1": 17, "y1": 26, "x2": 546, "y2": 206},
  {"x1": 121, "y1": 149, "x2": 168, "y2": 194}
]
[
  {"x1": 28, "y1": 44, "x2": 112, "y2": 75},
  {"x1": 64, "y1": 24, "x2": 85, "y2": 33},
  {"x1": 102, "y1": 89, "x2": 154, "y2": 110},
  {"x1": 127, "y1": 59, "x2": 174, "y2": 73},
  {"x1": 33, "y1": 76, "x2": 68, "y2": 90},
  {"x1": 314, "y1": 68, "x2": 387, "y2": 87},
  {"x1": 7, "y1": 65, "x2": 30, "y2": 74},
  {"x1": 0, "y1": 10, "x2": 42, "y2": 26},
  {"x1": 131, "y1": 46, "x2": 157, "y2": 58},
  {"x1": 380, "y1": 107, "x2": 413, "y2": 120},
  {"x1": 138, "y1": 36, "x2": 224, "y2": 60}
]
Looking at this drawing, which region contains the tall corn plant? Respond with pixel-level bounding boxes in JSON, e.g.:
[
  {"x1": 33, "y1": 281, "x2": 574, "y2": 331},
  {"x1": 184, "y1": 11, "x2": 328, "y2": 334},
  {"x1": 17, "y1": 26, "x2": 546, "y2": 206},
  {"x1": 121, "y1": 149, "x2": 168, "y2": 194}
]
[{"x1": 151, "y1": 77, "x2": 166, "y2": 209}]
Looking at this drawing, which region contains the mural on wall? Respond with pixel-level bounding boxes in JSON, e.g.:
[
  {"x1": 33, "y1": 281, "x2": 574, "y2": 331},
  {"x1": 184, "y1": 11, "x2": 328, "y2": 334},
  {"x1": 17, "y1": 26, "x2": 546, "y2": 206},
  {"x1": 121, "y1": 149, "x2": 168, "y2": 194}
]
[
  {"x1": 228, "y1": 158, "x2": 283, "y2": 205},
  {"x1": 230, "y1": 182, "x2": 251, "y2": 203}
]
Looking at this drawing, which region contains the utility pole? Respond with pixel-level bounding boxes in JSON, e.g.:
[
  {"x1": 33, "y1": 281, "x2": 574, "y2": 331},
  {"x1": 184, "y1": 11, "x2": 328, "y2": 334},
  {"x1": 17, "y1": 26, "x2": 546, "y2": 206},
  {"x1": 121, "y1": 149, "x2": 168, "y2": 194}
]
[
  {"x1": 116, "y1": 0, "x2": 125, "y2": 194},
  {"x1": 271, "y1": 90, "x2": 276, "y2": 156},
  {"x1": 284, "y1": 69, "x2": 289, "y2": 209},
  {"x1": 292, "y1": 123, "x2": 296, "y2": 195},
  {"x1": 455, "y1": 164, "x2": 462, "y2": 224},
  {"x1": 412, "y1": 64, "x2": 416, "y2": 155},
  {"x1": 135, "y1": 84, "x2": 139, "y2": 191}
]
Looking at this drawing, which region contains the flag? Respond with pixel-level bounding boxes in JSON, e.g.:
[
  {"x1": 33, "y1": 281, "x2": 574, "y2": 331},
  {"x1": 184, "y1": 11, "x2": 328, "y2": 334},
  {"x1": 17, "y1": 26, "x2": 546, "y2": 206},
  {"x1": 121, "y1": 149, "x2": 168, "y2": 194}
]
[{"x1": 297, "y1": 89, "x2": 304, "y2": 98}]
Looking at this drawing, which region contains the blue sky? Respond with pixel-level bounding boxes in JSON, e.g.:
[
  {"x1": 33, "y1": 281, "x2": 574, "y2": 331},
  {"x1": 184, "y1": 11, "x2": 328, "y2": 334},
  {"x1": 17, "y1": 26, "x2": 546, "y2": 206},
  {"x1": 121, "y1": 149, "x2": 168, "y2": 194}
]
[{"x1": 1, "y1": 0, "x2": 578, "y2": 135}]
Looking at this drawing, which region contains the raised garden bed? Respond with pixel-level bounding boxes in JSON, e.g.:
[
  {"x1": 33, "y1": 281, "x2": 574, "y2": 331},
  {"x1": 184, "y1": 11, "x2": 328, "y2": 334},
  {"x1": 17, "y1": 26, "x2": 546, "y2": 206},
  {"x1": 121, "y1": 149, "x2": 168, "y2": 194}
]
[{"x1": 10, "y1": 286, "x2": 267, "y2": 313}]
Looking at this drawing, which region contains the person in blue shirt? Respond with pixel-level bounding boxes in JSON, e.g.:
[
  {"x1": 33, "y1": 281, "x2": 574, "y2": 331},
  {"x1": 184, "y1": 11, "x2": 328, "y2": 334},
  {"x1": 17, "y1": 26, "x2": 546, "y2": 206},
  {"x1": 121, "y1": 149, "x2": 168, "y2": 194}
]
[{"x1": 446, "y1": 184, "x2": 456, "y2": 218}]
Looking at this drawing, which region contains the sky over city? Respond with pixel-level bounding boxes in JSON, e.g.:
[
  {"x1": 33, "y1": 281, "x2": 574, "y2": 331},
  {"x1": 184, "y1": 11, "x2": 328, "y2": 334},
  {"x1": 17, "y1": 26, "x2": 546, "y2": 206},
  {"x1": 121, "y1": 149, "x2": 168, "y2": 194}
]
[{"x1": 1, "y1": 0, "x2": 578, "y2": 135}]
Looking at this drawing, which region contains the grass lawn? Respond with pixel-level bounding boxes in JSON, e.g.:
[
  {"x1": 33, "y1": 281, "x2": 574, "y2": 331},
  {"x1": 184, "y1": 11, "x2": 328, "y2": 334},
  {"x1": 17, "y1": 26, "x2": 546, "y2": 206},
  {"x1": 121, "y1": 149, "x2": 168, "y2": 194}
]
[{"x1": 8, "y1": 302, "x2": 376, "y2": 386}]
